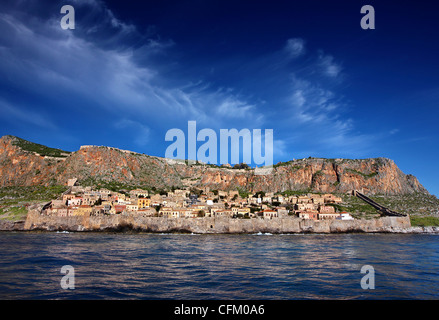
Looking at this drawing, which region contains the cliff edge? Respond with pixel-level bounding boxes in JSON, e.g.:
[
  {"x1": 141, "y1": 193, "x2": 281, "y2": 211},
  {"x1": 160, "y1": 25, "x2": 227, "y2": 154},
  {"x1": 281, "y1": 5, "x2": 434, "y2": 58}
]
[{"x1": 0, "y1": 135, "x2": 429, "y2": 195}]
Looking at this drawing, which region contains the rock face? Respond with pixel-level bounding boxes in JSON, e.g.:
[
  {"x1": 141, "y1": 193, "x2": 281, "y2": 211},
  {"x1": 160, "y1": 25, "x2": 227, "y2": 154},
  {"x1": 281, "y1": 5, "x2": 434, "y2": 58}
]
[
  {"x1": 0, "y1": 135, "x2": 429, "y2": 195},
  {"x1": 23, "y1": 209, "x2": 414, "y2": 234},
  {"x1": 0, "y1": 220, "x2": 25, "y2": 231}
]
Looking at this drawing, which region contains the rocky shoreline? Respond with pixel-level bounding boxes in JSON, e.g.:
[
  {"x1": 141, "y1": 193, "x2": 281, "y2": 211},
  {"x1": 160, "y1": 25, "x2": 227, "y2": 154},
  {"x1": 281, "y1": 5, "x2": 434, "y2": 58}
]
[{"x1": 0, "y1": 210, "x2": 431, "y2": 234}]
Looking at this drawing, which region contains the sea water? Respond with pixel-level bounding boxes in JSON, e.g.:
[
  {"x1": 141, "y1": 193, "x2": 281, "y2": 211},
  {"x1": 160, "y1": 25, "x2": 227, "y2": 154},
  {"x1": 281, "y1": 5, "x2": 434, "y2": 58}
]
[{"x1": 0, "y1": 232, "x2": 438, "y2": 299}]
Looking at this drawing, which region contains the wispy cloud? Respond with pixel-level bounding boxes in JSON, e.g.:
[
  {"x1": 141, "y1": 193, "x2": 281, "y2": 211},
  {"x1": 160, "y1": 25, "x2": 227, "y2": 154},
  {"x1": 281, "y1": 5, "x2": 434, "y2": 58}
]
[
  {"x1": 284, "y1": 38, "x2": 306, "y2": 59},
  {"x1": 289, "y1": 74, "x2": 342, "y2": 123},
  {"x1": 283, "y1": 69, "x2": 374, "y2": 157},
  {"x1": 0, "y1": 99, "x2": 57, "y2": 130},
  {"x1": 317, "y1": 51, "x2": 342, "y2": 78},
  {"x1": 0, "y1": 0, "x2": 374, "y2": 161},
  {"x1": 0, "y1": 1, "x2": 265, "y2": 132},
  {"x1": 114, "y1": 119, "x2": 150, "y2": 146}
]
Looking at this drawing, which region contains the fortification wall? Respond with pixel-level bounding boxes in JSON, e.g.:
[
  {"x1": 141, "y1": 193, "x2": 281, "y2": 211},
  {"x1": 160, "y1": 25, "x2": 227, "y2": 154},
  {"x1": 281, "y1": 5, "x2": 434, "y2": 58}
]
[{"x1": 23, "y1": 210, "x2": 413, "y2": 233}]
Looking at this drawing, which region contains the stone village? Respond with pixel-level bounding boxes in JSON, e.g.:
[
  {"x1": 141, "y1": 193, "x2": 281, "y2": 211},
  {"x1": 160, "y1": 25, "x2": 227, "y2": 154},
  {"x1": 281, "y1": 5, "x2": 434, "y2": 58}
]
[{"x1": 41, "y1": 178, "x2": 354, "y2": 221}]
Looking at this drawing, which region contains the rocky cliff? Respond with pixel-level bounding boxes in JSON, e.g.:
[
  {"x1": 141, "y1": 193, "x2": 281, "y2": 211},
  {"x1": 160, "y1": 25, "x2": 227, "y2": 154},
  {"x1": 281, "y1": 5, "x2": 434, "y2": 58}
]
[{"x1": 0, "y1": 135, "x2": 429, "y2": 195}]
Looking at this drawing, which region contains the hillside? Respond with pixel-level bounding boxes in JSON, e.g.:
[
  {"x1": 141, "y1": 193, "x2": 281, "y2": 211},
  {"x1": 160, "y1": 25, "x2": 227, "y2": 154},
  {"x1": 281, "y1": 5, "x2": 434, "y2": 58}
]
[
  {"x1": 7, "y1": 135, "x2": 71, "y2": 158},
  {"x1": 0, "y1": 135, "x2": 430, "y2": 195}
]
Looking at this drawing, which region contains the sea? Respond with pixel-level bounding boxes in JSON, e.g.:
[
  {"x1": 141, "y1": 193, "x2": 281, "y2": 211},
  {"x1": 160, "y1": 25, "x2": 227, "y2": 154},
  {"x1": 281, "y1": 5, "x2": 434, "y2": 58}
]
[{"x1": 0, "y1": 232, "x2": 438, "y2": 300}]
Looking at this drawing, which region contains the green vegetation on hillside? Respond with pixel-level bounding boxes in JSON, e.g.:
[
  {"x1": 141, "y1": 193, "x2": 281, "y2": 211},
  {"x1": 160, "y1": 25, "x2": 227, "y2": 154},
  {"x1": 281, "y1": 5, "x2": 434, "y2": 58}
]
[
  {"x1": 0, "y1": 185, "x2": 69, "y2": 221},
  {"x1": 276, "y1": 189, "x2": 313, "y2": 196},
  {"x1": 9, "y1": 136, "x2": 71, "y2": 158},
  {"x1": 337, "y1": 192, "x2": 439, "y2": 220},
  {"x1": 237, "y1": 187, "x2": 252, "y2": 199},
  {"x1": 327, "y1": 198, "x2": 380, "y2": 219},
  {"x1": 345, "y1": 168, "x2": 378, "y2": 179},
  {"x1": 410, "y1": 216, "x2": 439, "y2": 227},
  {"x1": 80, "y1": 177, "x2": 151, "y2": 194}
]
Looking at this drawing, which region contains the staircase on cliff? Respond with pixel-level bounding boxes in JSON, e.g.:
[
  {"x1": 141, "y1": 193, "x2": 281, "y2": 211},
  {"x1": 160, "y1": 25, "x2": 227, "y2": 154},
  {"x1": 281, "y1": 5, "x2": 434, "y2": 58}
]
[{"x1": 353, "y1": 190, "x2": 406, "y2": 217}]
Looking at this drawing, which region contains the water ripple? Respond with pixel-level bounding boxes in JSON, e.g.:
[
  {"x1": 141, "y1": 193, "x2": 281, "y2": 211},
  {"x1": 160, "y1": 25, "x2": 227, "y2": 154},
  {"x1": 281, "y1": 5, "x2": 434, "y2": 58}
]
[{"x1": 0, "y1": 233, "x2": 438, "y2": 299}]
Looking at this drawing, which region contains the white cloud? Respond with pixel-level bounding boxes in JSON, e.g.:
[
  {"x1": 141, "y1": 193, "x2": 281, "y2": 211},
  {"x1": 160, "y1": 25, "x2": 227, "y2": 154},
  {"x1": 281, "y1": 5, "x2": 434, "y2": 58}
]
[
  {"x1": 284, "y1": 38, "x2": 306, "y2": 58},
  {"x1": 0, "y1": 3, "x2": 264, "y2": 132},
  {"x1": 289, "y1": 75, "x2": 340, "y2": 123},
  {"x1": 216, "y1": 98, "x2": 255, "y2": 119},
  {"x1": 318, "y1": 51, "x2": 342, "y2": 78},
  {"x1": 285, "y1": 73, "x2": 375, "y2": 156}
]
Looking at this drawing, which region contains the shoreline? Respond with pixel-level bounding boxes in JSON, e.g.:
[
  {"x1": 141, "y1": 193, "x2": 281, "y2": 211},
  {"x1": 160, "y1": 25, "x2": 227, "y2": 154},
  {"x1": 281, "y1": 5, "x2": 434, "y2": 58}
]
[
  {"x1": 1, "y1": 209, "x2": 438, "y2": 234},
  {"x1": 1, "y1": 219, "x2": 439, "y2": 234},
  {"x1": 0, "y1": 210, "x2": 436, "y2": 234}
]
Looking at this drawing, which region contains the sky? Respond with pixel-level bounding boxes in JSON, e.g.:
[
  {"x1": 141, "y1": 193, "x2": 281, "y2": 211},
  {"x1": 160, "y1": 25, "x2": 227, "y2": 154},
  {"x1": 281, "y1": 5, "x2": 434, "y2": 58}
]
[{"x1": 0, "y1": 0, "x2": 438, "y2": 196}]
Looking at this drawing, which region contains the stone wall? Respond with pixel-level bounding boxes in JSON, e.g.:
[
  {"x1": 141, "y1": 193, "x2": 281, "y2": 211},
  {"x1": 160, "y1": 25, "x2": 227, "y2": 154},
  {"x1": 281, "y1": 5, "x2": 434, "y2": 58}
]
[{"x1": 23, "y1": 210, "x2": 413, "y2": 234}]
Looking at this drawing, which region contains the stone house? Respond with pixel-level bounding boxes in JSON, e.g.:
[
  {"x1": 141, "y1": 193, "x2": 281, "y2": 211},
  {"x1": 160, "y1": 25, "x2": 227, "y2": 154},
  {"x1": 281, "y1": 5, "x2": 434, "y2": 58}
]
[
  {"x1": 295, "y1": 203, "x2": 315, "y2": 211},
  {"x1": 276, "y1": 208, "x2": 289, "y2": 217},
  {"x1": 73, "y1": 205, "x2": 92, "y2": 216},
  {"x1": 158, "y1": 207, "x2": 173, "y2": 217},
  {"x1": 319, "y1": 205, "x2": 336, "y2": 214},
  {"x1": 126, "y1": 203, "x2": 139, "y2": 212},
  {"x1": 218, "y1": 191, "x2": 228, "y2": 198},
  {"x1": 228, "y1": 191, "x2": 239, "y2": 198},
  {"x1": 92, "y1": 206, "x2": 104, "y2": 216},
  {"x1": 137, "y1": 208, "x2": 156, "y2": 216},
  {"x1": 150, "y1": 194, "x2": 162, "y2": 202},
  {"x1": 162, "y1": 208, "x2": 181, "y2": 218},
  {"x1": 113, "y1": 205, "x2": 126, "y2": 214},
  {"x1": 67, "y1": 197, "x2": 82, "y2": 206},
  {"x1": 52, "y1": 200, "x2": 65, "y2": 209},
  {"x1": 129, "y1": 189, "x2": 149, "y2": 198},
  {"x1": 232, "y1": 207, "x2": 250, "y2": 216},
  {"x1": 180, "y1": 209, "x2": 198, "y2": 218},
  {"x1": 190, "y1": 204, "x2": 207, "y2": 211},
  {"x1": 323, "y1": 194, "x2": 342, "y2": 204},
  {"x1": 63, "y1": 194, "x2": 76, "y2": 203},
  {"x1": 298, "y1": 211, "x2": 318, "y2": 220},
  {"x1": 312, "y1": 197, "x2": 325, "y2": 205},
  {"x1": 288, "y1": 196, "x2": 298, "y2": 204},
  {"x1": 262, "y1": 196, "x2": 272, "y2": 203},
  {"x1": 99, "y1": 189, "x2": 112, "y2": 200},
  {"x1": 214, "y1": 209, "x2": 233, "y2": 218},
  {"x1": 83, "y1": 195, "x2": 100, "y2": 206},
  {"x1": 297, "y1": 196, "x2": 312, "y2": 204},
  {"x1": 57, "y1": 208, "x2": 72, "y2": 217},
  {"x1": 318, "y1": 213, "x2": 341, "y2": 220},
  {"x1": 174, "y1": 189, "x2": 190, "y2": 197},
  {"x1": 262, "y1": 209, "x2": 278, "y2": 219}
]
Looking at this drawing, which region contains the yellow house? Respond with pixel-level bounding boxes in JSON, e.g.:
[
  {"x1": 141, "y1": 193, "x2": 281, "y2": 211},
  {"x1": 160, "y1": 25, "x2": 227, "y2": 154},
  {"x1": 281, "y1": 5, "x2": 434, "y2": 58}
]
[
  {"x1": 137, "y1": 198, "x2": 151, "y2": 208},
  {"x1": 73, "y1": 205, "x2": 93, "y2": 216}
]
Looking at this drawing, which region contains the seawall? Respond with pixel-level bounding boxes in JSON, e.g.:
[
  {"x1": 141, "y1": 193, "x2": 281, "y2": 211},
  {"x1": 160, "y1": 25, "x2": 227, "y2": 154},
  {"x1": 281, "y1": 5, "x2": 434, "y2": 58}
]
[{"x1": 21, "y1": 210, "x2": 417, "y2": 234}]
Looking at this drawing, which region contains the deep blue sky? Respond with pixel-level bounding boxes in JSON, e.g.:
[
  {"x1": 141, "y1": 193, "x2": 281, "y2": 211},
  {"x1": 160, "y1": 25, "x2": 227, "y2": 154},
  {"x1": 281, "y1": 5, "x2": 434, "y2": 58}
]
[{"x1": 0, "y1": 0, "x2": 438, "y2": 196}]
